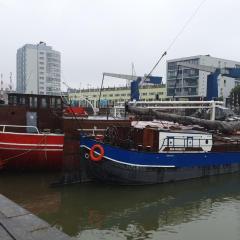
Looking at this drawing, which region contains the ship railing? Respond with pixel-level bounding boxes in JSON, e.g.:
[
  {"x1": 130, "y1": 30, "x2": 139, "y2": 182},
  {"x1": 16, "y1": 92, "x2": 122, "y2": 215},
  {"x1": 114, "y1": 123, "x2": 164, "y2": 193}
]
[
  {"x1": 160, "y1": 136, "x2": 211, "y2": 151},
  {"x1": 0, "y1": 125, "x2": 40, "y2": 134}
]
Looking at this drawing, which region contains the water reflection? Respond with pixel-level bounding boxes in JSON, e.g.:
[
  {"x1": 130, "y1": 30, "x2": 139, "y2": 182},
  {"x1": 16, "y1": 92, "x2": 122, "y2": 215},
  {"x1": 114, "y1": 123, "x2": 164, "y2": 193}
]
[{"x1": 1, "y1": 172, "x2": 240, "y2": 240}]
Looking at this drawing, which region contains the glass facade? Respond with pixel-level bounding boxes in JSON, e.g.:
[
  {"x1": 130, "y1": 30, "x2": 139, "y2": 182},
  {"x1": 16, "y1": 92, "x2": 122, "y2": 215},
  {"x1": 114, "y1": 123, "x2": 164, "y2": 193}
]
[{"x1": 167, "y1": 58, "x2": 200, "y2": 97}]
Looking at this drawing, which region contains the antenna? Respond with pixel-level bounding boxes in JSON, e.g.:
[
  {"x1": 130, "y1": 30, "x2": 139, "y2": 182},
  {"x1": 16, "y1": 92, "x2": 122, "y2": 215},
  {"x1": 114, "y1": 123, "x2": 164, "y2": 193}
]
[
  {"x1": 129, "y1": 62, "x2": 136, "y2": 86},
  {"x1": 9, "y1": 72, "x2": 12, "y2": 91}
]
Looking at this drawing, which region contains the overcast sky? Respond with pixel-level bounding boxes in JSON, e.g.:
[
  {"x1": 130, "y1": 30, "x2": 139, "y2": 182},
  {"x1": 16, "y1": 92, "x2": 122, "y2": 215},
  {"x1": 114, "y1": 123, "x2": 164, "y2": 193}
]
[{"x1": 0, "y1": 0, "x2": 240, "y2": 90}]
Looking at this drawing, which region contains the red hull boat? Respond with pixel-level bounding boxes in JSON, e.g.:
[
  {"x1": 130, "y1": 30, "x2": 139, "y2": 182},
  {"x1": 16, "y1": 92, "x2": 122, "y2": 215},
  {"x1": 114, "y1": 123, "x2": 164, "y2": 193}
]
[{"x1": 0, "y1": 125, "x2": 64, "y2": 171}]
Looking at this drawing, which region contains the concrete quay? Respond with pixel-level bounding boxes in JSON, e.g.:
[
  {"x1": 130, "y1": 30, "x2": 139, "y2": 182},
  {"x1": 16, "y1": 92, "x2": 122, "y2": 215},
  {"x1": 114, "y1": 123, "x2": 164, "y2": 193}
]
[{"x1": 0, "y1": 194, "x2": 74, "y2": 240}]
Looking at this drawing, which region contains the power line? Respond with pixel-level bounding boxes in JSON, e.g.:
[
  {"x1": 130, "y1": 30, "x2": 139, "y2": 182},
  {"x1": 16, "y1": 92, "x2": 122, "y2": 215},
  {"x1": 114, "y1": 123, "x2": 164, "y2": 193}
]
[{"x1": 146, "y1": 0, "x2": 208, "y2": 78}]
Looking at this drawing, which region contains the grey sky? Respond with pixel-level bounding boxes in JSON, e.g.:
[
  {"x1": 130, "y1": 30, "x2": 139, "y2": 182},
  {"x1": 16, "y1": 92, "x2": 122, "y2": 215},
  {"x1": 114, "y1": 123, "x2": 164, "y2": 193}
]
[{"x1": 0, "y1": 0, "x2": 239, "y2": 90}]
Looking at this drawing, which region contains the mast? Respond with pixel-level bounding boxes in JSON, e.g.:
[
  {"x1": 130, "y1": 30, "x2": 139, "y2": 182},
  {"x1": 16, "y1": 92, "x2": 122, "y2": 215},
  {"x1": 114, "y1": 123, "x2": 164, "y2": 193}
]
[{"x1": 0, "y1": 73, "x2": 3, "y2": 100}]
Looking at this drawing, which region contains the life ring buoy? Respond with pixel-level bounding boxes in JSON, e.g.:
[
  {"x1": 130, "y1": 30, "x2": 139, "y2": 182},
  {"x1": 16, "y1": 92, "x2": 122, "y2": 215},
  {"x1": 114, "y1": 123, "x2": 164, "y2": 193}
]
[{"x1": 90, "y1": 144, "x2": 104, "y2": 162}]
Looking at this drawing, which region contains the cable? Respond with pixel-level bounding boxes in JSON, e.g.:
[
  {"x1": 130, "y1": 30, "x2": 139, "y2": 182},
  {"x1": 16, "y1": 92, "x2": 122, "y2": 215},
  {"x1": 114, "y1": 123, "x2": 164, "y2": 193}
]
[
  {"x1": 98, "y1": 73, "x2": 105, "y2": 108},
  {"x1": 145, "y1": 0, "x2": 207, "y2": 78},
  {"x1": 166, "y1": 0, "x2": 207, "y2": 53}
]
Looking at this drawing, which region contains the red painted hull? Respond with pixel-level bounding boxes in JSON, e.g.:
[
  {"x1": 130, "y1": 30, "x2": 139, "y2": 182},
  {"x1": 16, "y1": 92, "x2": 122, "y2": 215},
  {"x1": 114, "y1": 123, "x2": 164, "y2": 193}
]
[{"x1": 0, "y1": 132, "x2": 64, "y2": 171}]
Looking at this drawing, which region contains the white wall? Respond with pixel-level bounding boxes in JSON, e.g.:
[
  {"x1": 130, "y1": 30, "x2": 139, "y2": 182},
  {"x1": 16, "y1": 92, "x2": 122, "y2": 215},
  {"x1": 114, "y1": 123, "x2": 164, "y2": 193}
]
[
  {"x1": 200, "y1": 55, "x2": 240, "y2": 99},
  {"x1": 25, "y1": 48, "x2": 38, "y2": 94}
]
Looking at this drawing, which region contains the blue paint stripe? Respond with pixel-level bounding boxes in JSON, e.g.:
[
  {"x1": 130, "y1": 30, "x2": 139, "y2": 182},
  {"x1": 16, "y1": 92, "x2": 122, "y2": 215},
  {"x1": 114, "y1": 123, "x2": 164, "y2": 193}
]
[{"x1": 80, "y1": 137, "x2": 240, "y2": 168}]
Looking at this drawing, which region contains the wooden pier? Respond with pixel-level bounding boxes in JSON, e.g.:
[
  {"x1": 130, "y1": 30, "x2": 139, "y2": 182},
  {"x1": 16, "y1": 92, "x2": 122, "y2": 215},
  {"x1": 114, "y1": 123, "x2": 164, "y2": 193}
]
[{"x1": 0, "y1": 194, "x2": 73, "y2": 240}]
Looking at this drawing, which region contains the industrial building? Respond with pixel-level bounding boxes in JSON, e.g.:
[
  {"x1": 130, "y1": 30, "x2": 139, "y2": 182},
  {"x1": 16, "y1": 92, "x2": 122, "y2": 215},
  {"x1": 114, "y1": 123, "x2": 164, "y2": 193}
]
[
  {"x1": 167, "y1": 55, "x2": 240, "y2": 100},
  {"x1": 69, "y1": 84, "x2": 166, "y2": 108},
  {"x1": 16, "y1": 42, "x2": 61, "y2": 95}
]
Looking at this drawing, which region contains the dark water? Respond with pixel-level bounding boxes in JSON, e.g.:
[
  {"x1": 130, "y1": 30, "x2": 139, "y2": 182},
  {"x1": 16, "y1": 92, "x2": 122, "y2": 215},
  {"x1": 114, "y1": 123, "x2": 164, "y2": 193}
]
[{"x1": 0, "y1": 173, "x2": 240, "y2": 240}]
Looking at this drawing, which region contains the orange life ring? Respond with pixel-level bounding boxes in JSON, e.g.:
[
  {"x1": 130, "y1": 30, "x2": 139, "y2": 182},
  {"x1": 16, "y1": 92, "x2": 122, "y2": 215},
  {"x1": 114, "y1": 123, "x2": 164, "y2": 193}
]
[{"x1": 90, "y1": 144, "x2": 104, "y2": 162}]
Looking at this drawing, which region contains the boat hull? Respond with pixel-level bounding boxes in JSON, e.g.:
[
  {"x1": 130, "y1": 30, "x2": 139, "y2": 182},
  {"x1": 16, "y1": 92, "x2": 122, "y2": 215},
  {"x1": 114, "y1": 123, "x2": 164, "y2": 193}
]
[
  {"x1": 80, "y1": 137, "x2": 240, "y2": 185},
  {"x1": 0, "y1": 132, "x2": 64, "y2": 171}
]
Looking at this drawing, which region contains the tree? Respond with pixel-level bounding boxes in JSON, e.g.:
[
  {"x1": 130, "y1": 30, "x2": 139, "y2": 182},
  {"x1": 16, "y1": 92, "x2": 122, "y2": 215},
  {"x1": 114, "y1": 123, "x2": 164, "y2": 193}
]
[{"x1": 231, "y1": 85, "x2": 240, "y2": 94}]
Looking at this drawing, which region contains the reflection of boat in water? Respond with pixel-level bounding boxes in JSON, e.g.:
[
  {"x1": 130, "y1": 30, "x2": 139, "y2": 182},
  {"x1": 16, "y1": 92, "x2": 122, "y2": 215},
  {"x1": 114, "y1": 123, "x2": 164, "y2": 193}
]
[
  {"x1": 1, "y1": 172, "x2": 239, "y2": 238},
  {"x1": 0, "y1": 173, "x2": 61, "y2": 214},
  {"x1": 0, "y1": 125, "x2": 64, "y2": 170},
  {"x1": 38, "y1": 173, "x2": 240, "y2": 237}
]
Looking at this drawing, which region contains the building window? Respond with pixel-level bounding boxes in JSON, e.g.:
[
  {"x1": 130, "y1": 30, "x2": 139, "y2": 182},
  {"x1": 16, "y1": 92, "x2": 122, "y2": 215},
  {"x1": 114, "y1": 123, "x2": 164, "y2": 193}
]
[
  {"x1": 40, "y1": 67, "x2": 44, "y2": 70},
  {"x1": 39, "y1": 52, "x2": 44, "y2": 55}
]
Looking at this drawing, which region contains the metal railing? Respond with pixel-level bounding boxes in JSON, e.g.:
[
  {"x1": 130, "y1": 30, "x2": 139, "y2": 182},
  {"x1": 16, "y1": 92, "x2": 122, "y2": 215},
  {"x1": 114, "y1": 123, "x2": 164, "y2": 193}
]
[{"x1": 0, "y1": 125, "x2": 39, "y2": 134}]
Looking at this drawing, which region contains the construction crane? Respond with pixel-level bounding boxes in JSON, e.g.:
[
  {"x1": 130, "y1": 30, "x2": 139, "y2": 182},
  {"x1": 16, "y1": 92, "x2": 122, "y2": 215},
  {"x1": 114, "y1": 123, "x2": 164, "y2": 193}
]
[
  {"x1": 102, "y1": 72, "x2": 162, "y2": 101},
  {"x1": 176, "y1": 62, "x2": 240, "y2": 100}
]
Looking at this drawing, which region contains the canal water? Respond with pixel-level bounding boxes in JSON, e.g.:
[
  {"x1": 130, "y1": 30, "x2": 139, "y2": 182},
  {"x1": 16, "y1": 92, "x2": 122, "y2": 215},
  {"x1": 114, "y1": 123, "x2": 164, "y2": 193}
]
[{"x1": 0, "y1": 172, "x2": 240, "y2": 240}]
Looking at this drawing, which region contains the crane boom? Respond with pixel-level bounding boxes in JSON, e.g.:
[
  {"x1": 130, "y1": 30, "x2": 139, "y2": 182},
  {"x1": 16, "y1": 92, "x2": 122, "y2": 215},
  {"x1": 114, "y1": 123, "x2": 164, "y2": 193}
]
[{"x1": 103, "y1": 72, "x2": 137, "y2": 81}]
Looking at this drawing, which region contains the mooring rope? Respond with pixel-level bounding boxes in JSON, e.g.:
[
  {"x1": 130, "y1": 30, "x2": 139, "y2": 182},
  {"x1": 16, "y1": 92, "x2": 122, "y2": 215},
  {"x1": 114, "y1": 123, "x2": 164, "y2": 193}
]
[{"x1": 0, "y1": 134, "x2": 48, "y2": 169}]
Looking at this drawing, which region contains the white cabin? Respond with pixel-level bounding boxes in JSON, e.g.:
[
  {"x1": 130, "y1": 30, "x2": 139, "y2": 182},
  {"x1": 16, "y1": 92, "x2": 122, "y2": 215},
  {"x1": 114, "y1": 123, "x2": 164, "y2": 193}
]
[{"x1": 159, "y1": 131, "x2": 213, "y2": 152}]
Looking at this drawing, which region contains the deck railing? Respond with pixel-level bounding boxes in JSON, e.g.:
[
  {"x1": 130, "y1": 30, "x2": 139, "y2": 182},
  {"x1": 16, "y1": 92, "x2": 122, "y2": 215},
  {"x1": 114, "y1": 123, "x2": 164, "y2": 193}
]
[{"x1": 0, "y1": 125, "x2": 39, "y2": 134}]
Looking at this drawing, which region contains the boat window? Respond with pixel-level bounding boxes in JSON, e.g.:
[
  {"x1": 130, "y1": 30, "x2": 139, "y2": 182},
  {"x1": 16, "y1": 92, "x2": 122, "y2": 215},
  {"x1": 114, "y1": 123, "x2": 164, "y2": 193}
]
[
  {"x1": 0, "y1": 126, "x2": 3, "y2": 132},
  {"x1": 186, "y1": 137, "x2": 193, "y2": 147},
  {"x1": 56, "y1": 98, "x2": 62, "y2": 109},
  {"x1": 12, "y1": 96, "x2": 17, "y2": 106},
  {"x1": 167, "y1": 137, "x2": 174, "y2": 147},
  {"x1": 29, "y1": 97, "x2": 38, "y2": 108},
  {"x1": 19, "y1": 97, "x2": 26, "y2": 105},
  {"x1": 205, "y1": 139, "x2": 209, "y2": 144},
  {"x1": 50, "y1": 97, "x2": 56, "y2": 108},
  {"x1": 40, "y1": 97, "x2": 47, "y2": 108}
]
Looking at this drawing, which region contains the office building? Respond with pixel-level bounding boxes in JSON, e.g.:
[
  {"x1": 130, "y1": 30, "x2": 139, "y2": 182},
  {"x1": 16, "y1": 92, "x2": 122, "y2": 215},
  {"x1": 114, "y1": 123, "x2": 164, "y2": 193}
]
[
  {"x1": 167, "y1": 55, "x2": 240, "y2": 100},
  {"x1": 69, "y1": 84, "x2": 166, "y2": 108}
]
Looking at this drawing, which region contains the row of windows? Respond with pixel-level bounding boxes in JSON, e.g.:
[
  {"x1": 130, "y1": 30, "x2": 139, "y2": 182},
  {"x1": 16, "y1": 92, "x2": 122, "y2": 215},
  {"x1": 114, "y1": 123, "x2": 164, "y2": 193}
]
[
  {"x1": 84, "y1": 91, "x2": 164, "y2": 98},
  {"x1": 8, "y1": 95, "x2": 62, "y2": 109}
]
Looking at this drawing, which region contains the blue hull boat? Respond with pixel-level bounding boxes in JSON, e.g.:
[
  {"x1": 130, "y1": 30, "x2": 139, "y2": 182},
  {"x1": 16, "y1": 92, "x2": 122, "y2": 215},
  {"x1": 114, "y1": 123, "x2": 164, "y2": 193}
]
[{"x1": 80, "y1": 127, "x2": 240, "y2": 185}]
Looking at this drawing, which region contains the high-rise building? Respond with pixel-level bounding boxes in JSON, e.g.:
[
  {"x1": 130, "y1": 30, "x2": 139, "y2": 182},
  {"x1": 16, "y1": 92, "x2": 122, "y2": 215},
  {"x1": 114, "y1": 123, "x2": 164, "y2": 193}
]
[
  {"x1": 16, "y1": 42, "x2": 61, "y2": 95},
  {"x1": 166, "y1": 55, "x2": 240, "y2": 100}
]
